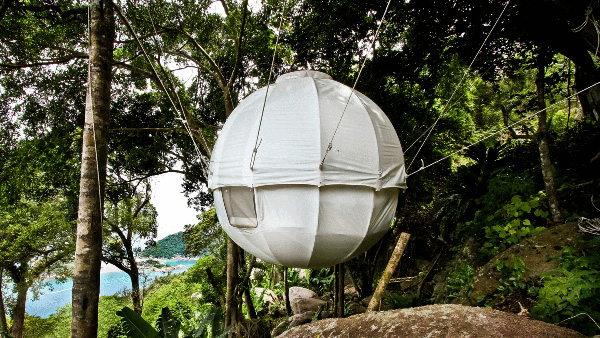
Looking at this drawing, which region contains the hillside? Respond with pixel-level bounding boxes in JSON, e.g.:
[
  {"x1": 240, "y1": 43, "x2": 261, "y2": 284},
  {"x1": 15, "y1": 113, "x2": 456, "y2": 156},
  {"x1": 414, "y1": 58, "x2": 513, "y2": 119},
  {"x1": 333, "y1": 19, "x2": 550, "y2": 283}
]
[{"x1": 141, "y1": 232, "x2": 187, "y2": 259}]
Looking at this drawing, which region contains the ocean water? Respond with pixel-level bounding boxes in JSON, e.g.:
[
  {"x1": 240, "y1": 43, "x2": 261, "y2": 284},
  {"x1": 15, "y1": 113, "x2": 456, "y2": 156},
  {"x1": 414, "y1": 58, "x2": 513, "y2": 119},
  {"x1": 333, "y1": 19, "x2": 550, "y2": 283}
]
[{"x1": 25, "y1": 259, "x2": 197, "y2": 318}]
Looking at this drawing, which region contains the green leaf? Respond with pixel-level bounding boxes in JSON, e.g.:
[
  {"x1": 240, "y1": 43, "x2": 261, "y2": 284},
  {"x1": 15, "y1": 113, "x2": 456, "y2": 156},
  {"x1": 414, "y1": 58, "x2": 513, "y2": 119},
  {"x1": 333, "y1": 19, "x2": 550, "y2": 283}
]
[
  {"x1": 520, "y1": 203, "x2": 531, "y2": 213},
  {"x1": 117, "y1": 307, "x2": 160, "y2": 338},
  {"x1": 157, "y1": 307, "x2": 180, "y2": 338}
]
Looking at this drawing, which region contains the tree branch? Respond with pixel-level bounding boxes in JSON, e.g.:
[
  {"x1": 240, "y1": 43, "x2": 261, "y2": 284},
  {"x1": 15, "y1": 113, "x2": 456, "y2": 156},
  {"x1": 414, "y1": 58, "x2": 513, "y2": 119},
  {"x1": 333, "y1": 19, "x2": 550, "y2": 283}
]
[
  {"x1": 219, "y1": 0, "x2": 229, "y2": 17},
  {"x1": 177, "y1": 28, "x2": 227, "y2": 90},
  {"x1": 227, "y1": 0, "x2": 249, "y2": 92},
  {"x1": 101, "y1": 255, "x2": 132, "y2": 275},
  {"x1": 0, "y1": 53, "x2": 88, "y2": 69}
]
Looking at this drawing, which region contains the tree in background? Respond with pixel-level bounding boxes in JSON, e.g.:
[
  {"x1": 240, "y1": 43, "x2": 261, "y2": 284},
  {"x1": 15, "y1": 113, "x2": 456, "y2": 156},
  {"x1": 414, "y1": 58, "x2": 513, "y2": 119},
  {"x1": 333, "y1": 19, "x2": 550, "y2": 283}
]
[
  {"x1": 0, "y1": 198, "x2": 75, "y2": 338},
  {"x1": 103, "y1": 180, "x2": 158, "y2": 314}
]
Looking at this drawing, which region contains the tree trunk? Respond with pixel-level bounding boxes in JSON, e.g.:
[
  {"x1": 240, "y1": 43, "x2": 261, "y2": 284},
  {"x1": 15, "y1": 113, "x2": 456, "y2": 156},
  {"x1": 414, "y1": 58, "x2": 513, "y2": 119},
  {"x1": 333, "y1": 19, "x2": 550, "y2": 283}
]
[
  {"x1": 283, "y1": 267, "x2": 291, "y2": 316},
  {"x1": 71, "y1": 0, "x2": 114, "y2": 336},
  {"x1": 10, "y1": 279, "x2": 28, "y2": 338},
  {"x1": 367, "y1": 232, "x2": 411, "y2": 312},
  {"x1": 573, "y1": 61, "x2": 600, "y2": 121},
  {"x1": 0, "y1": 270, "x2": 8, "y2": 338},
  {"x1": 536, "y1": 57, "x2": 565, "y2": 224},
  {"x1": 335, "y1": 264, "x2": 344, "y2": 318},
  {"x1": 243, "y1": 287, "x2": 256, "y2": 319},
  {"x1": 130, "y1": 263, "x2": 142, "y2": 314},
  {"x1": 224, "y1": 237, "x2": 239, "y2": 330}
]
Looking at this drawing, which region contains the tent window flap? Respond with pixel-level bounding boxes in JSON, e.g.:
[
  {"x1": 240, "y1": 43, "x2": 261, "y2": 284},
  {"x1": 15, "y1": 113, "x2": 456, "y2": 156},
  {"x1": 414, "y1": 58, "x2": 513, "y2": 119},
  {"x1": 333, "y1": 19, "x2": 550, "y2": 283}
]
[{"x1": 222, "y1": 187, "x2": 258, "y2": 228}]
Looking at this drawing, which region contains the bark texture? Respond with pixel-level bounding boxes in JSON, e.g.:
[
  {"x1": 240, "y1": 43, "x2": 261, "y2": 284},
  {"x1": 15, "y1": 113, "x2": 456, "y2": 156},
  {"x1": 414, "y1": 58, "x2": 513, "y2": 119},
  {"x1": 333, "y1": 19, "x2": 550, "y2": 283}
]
[
  {"x1": 0, "y1": 270, "x2": 8, "y2": 338},
  {"x1": 334, "y1": 264, "x2": 344, "y2": 318},
  {"x1": 284, "y1": 267, "x2": 291, "y2": 316},
  {"x1": 224, "y1": 236, "x2": 239, "y2": 330},
  {"x1": 71, "y1": 0, "x2": 114, "y2": 336},
  {"x1": 367, "y1": 232, "x2": 411, "y2": 312},
  {"x1": 536, "y1": 59, "x2": 565, "y2": 224},
  {"x1": 10, "y1": 275, "x2": 28, "y2": 338}
]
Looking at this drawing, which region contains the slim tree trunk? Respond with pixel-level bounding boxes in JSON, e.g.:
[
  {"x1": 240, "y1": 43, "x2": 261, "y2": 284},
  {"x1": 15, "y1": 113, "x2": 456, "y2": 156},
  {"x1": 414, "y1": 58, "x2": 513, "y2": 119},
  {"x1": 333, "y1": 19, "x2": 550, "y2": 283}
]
[
  {"x1": 130, "y1": 264, "x2": 142, "y2": 314},
  {"x1": 10, "y1": 279, "x2": 28, "y2": 338},
  {"x1": 283, "y1": 267, "x2": 291, "y2": 316},
  {"x1": 536, "y1": 57, "x2": 565, "y2": 224},
  {"x1": 71, "y1": 0, "x2": 114, "y2": 336},
  {"x1": 224, "y1": 237, "x2": 239, "y2": 330},
  {"x1": 335, "y1": 264, "x2": 344, "y2": 318},
  {"x1": 367, "y1": 232, "x2": 411, "y2": 312},
  {"x1": 0, "y1": 270, "x2": 8, "y2": 338}
]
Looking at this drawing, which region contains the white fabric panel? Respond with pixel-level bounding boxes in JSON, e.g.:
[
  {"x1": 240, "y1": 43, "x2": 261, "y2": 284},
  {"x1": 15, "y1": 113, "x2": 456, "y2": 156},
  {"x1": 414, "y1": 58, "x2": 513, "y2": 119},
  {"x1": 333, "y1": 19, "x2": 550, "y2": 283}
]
[
  {"x1": 208, "y1": 70, "x2": 407, "y2": 190},
  {"x1": 255, "y1": 186, "x2": 320, "y2": 268},
  {"x1": 317, "y1": 84, "x2": 380, "y2": 186},
  {"x1": 208, "y1": 87, "x2": 268, "y2": 188},
  {"x1": 309, "y1": 186, "x2": 373, "y2": 268},
  {"x1": 251, "y1": 78, "x2": 321, "y2": 186},
  {"x1": 347, "y1": 188, "x2": 399, "y2": 260},
  {"x1": 354, "y1": 91, "x2": 407, "y2": 189}
]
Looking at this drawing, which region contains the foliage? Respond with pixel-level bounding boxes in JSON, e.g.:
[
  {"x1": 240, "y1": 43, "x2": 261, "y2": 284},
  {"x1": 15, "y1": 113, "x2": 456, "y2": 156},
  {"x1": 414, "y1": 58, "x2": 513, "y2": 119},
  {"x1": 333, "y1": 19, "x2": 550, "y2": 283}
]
[
  {"x1": 531, "y1": 242, "x2": 600, "y2": 336},
  {"x1": 118, "y1": 306, "x2": 228, "y2": 338},
  {"x1": 383, "y1": 292, "x2": 420, "y2": 310},
  {"x1": 495, "y1": 256, "x2": 531, "y2": 296},
  {"x1": 141, "y1": 232, "x2": 187, "y2": 259},
  {"x1": 182, "y1": 208, "x2": 224, "y2": 258},
  {"x1": 183, "y1": 255, "x2": 225, "y2": 306},
  {"x1": 104, "y1": 183, "x2": 158, "y2": 260},
  {"x1": 446, "y1": 263, "x2": 475, "y2": 299},
  {"x1": 141, "y1": 276, "x2": 202, "y2": 326},
  {"x1": 118, "y1": 307, "x2": 161, "y2": 338},
  {"x1": 22, "y1": 295, "x2": 131, "y2": 338},
  {"x1": 431, "y1": 142, "x2": 506, "y2": 242},
  {"x1": 306, "y1": 268, "x2": 335, "y2": 294},
  {"x1": 479, "y1": 193, "x2": 548, "y2": 257},
  {"x1": 143, "y1": 259, "x2": 167, "y2": 269}
]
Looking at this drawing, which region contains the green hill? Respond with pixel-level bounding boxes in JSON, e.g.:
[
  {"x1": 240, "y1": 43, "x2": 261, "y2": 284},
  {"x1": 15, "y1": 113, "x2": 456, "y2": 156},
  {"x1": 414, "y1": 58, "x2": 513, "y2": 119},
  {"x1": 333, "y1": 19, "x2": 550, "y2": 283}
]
[{"x1": 141, "y1": 232, "x2": 187, "y2": 259}]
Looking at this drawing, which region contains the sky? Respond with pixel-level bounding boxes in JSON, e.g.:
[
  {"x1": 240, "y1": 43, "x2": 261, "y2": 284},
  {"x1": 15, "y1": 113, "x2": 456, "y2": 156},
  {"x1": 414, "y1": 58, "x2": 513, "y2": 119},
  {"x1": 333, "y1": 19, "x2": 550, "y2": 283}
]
[{"x1": 150, "y1": 172, "x2": 199, "y2": 240}]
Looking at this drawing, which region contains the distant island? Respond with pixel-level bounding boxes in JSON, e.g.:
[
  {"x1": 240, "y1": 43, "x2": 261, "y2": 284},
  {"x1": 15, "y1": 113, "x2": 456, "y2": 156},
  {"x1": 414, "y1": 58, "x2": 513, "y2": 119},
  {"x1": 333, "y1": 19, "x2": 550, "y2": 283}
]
[{"x1": 140, "y1": 232, "x2": 188, "y2": 259}]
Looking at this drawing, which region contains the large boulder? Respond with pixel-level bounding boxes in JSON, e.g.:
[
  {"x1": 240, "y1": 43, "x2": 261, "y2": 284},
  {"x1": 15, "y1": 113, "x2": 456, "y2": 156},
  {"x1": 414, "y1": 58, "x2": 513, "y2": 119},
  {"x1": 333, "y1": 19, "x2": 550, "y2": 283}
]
[
  {"x1": 289, "y1": 286, "x2": 326, "y2": 315},
  {"x1": 271, "y1": 312, "x2": 315, "y2": 337},
  {"x1": 458, "y1": 222, "x2": 585, "y2": 304},
  {"x1": 275, "y1": 304, "x2": 585, "y2": 338}
]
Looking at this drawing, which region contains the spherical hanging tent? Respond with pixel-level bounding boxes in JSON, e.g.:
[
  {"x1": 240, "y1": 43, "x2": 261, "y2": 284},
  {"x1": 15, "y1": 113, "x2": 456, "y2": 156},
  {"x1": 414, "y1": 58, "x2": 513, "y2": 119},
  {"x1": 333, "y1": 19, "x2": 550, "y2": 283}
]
[{"x1": 208, "y1": 70, "x2": 407, "y2": 268}]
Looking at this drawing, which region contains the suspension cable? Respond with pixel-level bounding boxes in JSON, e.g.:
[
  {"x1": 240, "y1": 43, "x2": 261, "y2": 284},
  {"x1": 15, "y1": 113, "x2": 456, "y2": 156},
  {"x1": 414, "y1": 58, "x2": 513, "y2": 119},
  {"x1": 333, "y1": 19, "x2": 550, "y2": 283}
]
[
  {"x1": 407, "y1": 0, "x2": 511, "y2": 171},
  {"x1": 250, "y1": 3, "x2": 288, "y2": 170},
  {"x1": 408, "y1": 81, "x2": 600, "y2": 177},
  {"x1": 319, "y1": 0, "x2": 393, "y2": 170},
  {"x1": 112, "y1": 1, "x2": 210, "y2": 179}
]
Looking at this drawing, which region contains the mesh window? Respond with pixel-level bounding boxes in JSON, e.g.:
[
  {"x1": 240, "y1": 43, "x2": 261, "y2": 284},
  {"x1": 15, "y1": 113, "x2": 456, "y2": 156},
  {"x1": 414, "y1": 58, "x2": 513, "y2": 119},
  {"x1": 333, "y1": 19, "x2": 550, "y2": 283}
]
[{"x1": 222, "y1": 186, "x2": 258, "y2": 228}]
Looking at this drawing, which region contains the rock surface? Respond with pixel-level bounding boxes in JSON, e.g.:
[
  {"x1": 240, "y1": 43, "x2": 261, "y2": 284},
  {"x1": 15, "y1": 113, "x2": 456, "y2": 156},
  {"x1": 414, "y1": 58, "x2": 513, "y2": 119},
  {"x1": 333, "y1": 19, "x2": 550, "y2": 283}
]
[
  {"x1": 275, "y1": 304, "x2": 585, "y2": 338},
  {"x1": 289, "y1": 286, "x2": 326, "y2": 315}
]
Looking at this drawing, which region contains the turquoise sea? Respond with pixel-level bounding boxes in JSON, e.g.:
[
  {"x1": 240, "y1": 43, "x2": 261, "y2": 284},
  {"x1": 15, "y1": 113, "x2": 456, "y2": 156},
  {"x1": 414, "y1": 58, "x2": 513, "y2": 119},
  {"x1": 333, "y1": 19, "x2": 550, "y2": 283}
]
[{"x1": 25, "y1": 259, "x2": 197, "y2": 318}]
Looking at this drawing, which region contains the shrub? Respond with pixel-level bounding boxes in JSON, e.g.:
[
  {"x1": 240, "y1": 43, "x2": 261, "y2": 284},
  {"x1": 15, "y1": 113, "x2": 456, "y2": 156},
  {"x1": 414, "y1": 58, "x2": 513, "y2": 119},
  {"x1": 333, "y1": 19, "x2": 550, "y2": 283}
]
[
  {"x1": 531, "y1": 243, "x2": 600, "y2": 336},
  {"x1": 446, "y1": 263, "x2": 475, "y2": 299}
]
